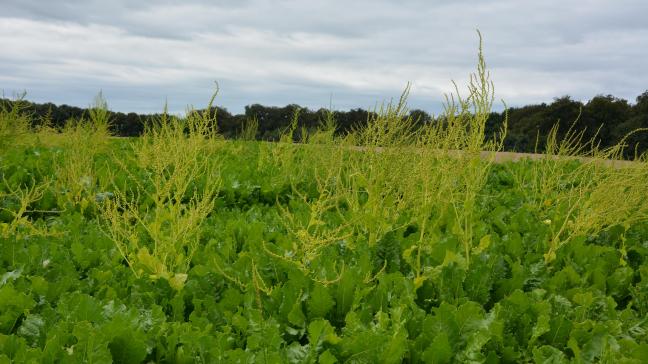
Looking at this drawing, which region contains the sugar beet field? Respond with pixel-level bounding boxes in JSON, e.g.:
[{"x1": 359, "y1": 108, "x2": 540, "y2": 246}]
[{"x1": 2, "y1": 54, "x2": 648, "y2": 363}]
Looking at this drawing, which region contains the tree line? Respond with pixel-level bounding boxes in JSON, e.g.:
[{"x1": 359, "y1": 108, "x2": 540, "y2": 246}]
[{"x1": 3, "y1": 91, "x2": 648, "y2": 157}]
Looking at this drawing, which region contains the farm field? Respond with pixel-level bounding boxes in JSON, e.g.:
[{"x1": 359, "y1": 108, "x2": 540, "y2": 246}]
[{"x1": 2, "y1": 57, "x2": 648, "y2": 363}]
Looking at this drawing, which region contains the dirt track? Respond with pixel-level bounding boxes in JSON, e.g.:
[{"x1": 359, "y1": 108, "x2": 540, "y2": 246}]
[
  {"x1": 346, "y1": 145, "x2": 640, "y2": 169},
  {"x1": 110, "y1": 137, "x2": 641, "y2": 168},
  {"x1": 484, "y1": 150, "x2": 638, "y2": 168}
]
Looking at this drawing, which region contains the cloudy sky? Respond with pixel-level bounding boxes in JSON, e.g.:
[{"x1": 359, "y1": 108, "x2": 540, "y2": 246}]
[{"x1": 1, "y1": 0, "x2": 647, "y2": 115}]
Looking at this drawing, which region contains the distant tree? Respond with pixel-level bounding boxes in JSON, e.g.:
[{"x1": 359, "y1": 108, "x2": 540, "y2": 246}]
[
  {"x1": 634, "y1": 90, "x2": 648, "y2": 114},
  {"x1": 544, "y1": 96, "x2": 583, "y2": 136},
  {"x1": 582, "y1": 94, "x2": 631, "y2": 145},
  {"x1": 4, "y1": 90, "x2": 648, "y2": 157}
]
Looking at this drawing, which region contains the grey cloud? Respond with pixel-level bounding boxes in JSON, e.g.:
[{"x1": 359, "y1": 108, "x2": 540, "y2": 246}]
[{"x1": 1, "y1": 0, "x2": 647, "y2": 115}]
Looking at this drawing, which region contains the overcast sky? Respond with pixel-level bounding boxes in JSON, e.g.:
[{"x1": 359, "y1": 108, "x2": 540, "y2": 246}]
[{"x1": 1, "y1": 0, "x2": 647, "y2": 115}]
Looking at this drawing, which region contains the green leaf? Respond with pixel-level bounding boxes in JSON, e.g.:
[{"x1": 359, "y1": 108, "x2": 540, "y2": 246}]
[
  {"x1": 71, "y1": 241, "x2": 92, "y2": 269},
  {"x1": 422, "y1": 332, "x2": 453, "y2": 364},
  {"x1": 286, "y1": 342, "x2": 309, "y2": 364},
  {"x1": 107, "y1": 332, "x2": 147, "y2": 364},
  {"x1": 101, "y1": 312, "x2": 149, "y2": 364},
  {"x1": 319, "y1": 349, "x2": 337, "y2": 364},
  {"x1": 334, "y1": 269, "x2": 358, "y2": 319},
  {"x1": 532, "y1": 345, "x2": 568, "y2": 363},
  {"x1": 288, "y1": 300, "x2": 306, "y2": 328},
  {"x1": 458, "y1": 306, "x2": 501, "y2": 362},
  {"x1": 381, "y1": 327, "x2": 408, "y2": 364},
  {"x1": 69, "y1": 321, "x2": 113, "y2": 364},
  {"x1": 169, "y1": 273, "x2": 188, "y2": 291},
  {"x1": 456, "y1": 301, "x2": 486, "y2": 335},
  {"x1": 308, "y1": 319, "x2": 340, "y2": 347},
  {"x1": 0, "y1": 334, "x2": 42, "y2": 363},
  {"x1": 0, "y1": 268, "x2": 22, "y2": 287},
  {"x1": 136, "y1": 247, "x2": 168, "y2": 279},
  {"x1": 0, "y1": 284, "x2": 35, "y2": 333},
  {"x1": 16, "y1": 314, "x2": 44, "y2": 346},
  {"x1": 56, "y1": 292, "x2": 103, "y2": 324},
  {"x1": 530, "y1": 313, "x2": 551, "y2": 347},
  {"x1": 607, "y1": 267, "x2": 633, "y2": 300},
  {"x1": 429, "y1": 303, "x2": 461, "y2": 344},
  {"x1": 308, "y1": 284, "x2": 334, "y2": 319},
  {"x1": 473, "y1": 234, "x2": 491, "y2": 254}
]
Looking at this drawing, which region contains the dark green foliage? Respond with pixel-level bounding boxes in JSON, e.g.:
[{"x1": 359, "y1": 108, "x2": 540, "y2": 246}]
[
  {"x1": 1, "y1": 142, "x2": 648, "y2": 362},
  {"x1": 5, "y1": 90, "x2": 648, "y2": 158}
]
